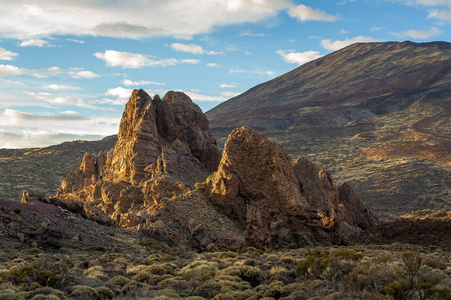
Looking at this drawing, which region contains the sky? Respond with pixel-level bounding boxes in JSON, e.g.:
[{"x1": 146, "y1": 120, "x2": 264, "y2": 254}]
[{"x1": 0, "y1": 0, "x2": 450, "y2": 148}]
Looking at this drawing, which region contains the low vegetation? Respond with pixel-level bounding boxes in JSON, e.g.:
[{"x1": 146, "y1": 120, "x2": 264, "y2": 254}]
[{"x1": 1, "y1": 242, "x2": 450, "y2": 299}]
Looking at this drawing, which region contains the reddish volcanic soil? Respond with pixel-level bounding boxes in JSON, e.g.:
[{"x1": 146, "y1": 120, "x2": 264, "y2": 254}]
[
  {"x1": 351, "y1": 219, "x2": 451, "y2": 250},
  {"x1": 0, "y1": 198, "x2": 60, "y2": 220}
]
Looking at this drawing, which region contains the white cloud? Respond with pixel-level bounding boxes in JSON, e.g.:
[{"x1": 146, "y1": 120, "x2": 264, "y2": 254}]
[
  {"x1": 0, "y1": 1, "x2": 292, "y2": 39},
  {"x1": 0, "y1": 78, "x2": 23, "y2": 85},
  {"x1": 371, "y1": 27, "x2": 385, "y2": 32},
  {"x1": 171, "y1": 43, "x2": 204, "y2": 54},
  {"x1": 206, "y1": 63, "x2": 220, "y2": 67},
  {"x1": 94, "y1": 50, "x2": 199, "y2": 68},
  {"x1": 338, "y1": 29, "x2": 350, "y2": 34},
  {"x1": 44, "y1": 84, "x2": 81, "y2": 90},
  {"x1": 288, "y1": 4, "x2": 339, "y2": 22},
  {"x1": 106, "y1": 87, "x2": 133, "y2": 99},
  {"x1": 181, "y1": 59, "x2": 201, "y2": 64},
  {"x1": 122, "y1": 79, "x2": 166, "y2": 86},
  {"x1": 428, "y1": 8, "x2": 451, "y2": 21},
  {"x1": 61, "y1": 111, "x2": 80, "y2": 115},
  {"x1": 23, "y1": 91, "x2": 52, "y2": 101},
  {"x1": 0, "y1": 64, "x2": 23, "y2": 76},
  {"x1": 18, "y1": 39, "x2": 53, "y2": 47},
  {"x1": 67, "y1": 38, "x2": 85, "y2": 44},
  {"x1": 396, "y1": 0, "x2": 451, "y2": 7},
  {"x1": 221, "y1": 91, "x2": 241, "y2": 98},
  {"x1": 320, "y1": 36, "x2": 377, "y2": 51},
  {"x1": 185, "y1": 92, "x2": 227, "y2": 102},
  {"x1": 395, "y1": 0, "x2": 451, "y2": 21},
  {"x1": 0, "y1": 109, "x2": 119, "y2": 148},
  {"x1": 94, "y1": 50, "x2": 154, "y2": 68},
  {"x1": 70, "y1": 70, "x2": 100, "y2": 79},
  {"x1": 239, "y1": 30, "x2": 265, "y2": 37},
  {"x1": 47, "y1": 66, "x2": 63, "y2": 75},
  {"x1": 220, "y1": 83, "x2": 238, "y2": 88},
  {"x1": 394, "y1": 27, "x2": 442, "y2": 39},
  {"x1": 229, "y1": 69, "x2": 275, "y2": 76},
  {"x1": 276, "y1": 50, "x2": 323, "y2": 65},
  {"x1": 24, "y1": 91, "x2": 71, "y2": 105},
  {"x1": 338, "y1": 0, "x2": 356, "y2": 4},
  {"x1": 171, "y1": 43, "x2": 222, "y2": 55},
  {"x1": 0, "y1": 48, "x2": 18, "y2": 61},
  {"x1": 0, "y1": 64, "x2": 46, "y2": 78}
]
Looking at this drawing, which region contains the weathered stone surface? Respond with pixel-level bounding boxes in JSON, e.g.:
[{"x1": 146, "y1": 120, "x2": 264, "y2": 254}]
[
  {"x1": 293, "y1": 158, "x2": 339, "y2": 218},
  {"x1": 293, "y1": 157, "x2": 377, "y2": 232},
  {"x1": 21, "y1": 190, "x2": 49, "y2": 204},
  {"x1": 109, "y1": 89, "x2": 158, "y2": 184},
  {"x1": 188, "y1": 219, "x2": 218, "y2": 252},
  {"x1": 205, "y1": 126, "x2": 330, "y2": 249},
  {"x1": 107, "y1": 90, "x2": 220, "y2": 184},
  {"x1": 338, "y1": 181, "x2": 377, "y2": 229},
  {"x1": 156, "y1": 92, "x2": 221, "y2": 172},
  {"x1": 56, "y1": 90, "x2": 219, "y2": 229}
]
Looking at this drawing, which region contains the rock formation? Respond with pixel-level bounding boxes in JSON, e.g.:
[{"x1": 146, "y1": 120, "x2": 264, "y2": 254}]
[
  {"x1": 292, "y1": 158, "x2": 377, "y2": 231},
  {"x1": 56, "y1": 90, "x2": 375, "y2": 251},
  {"x1": 57, "y1": 90, "x2": 220, "y2": 228},
  {"x1": 204, "y1": 126, "x2": 376, "y2": 249}
]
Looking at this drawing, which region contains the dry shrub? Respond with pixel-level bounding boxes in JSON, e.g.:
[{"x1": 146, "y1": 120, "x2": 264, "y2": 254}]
[
  {"x1": 180, "y1": 261, "x2": 218, "y2": 281},
  {"x1": 70, "y1": 285, "x2": 99, "y2": 299}
]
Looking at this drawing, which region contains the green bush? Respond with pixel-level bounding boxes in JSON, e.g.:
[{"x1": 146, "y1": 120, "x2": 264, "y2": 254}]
[
  {"x1": 156, "y1": 288, "x2": 179, "y2": 298},
  {"x1": 246, "y1": 247, "x2": 264, "y2": 257},
  {"x1": 195, "y1": 281, "x2": 222, "y2": 298},
  {"x1": 107, "y1": 275, "x2": 132, "y2": 287},
  {"x1": 180, "y1": 261, "x2": 218, "y2": 281},
  {"x1": 384, "y1": 279, "x2": 410, "y2": 299},
  {"x1": 70, "y1": 285, "x2": 99, "y2": 299},
  {"x1": 158, "y1": 276, "x2": 189, "y2": 290},
  {"x1": 139, "y1": 239, "x2": 164, "y2": 250},
  {"x1": 217, "y1": 244, "x2": 237, "y2": 252},
  {"x1": 217, "y1": 252, "x2": 238, "y2": 259},
  {"x1": 95, "y1": 286, "x2": 115, "y2": 299}
]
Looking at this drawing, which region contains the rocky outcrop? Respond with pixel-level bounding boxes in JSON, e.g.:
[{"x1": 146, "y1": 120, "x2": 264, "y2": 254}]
[
  {"x1": 108, "y1": 90, "x2": 220, "y2": 184},
  {"x1": 205, "y1": 127, "x2": 332, "y2": 249},
  {"x1": 57, "y1": 90, "x2": 219, "y2": 230},
  {"x1": 204, "y1": 126, "x2": 376, "y2": 249},
  {"x1": 338, "y1": 182, "x2": 377, "y2": 229},
  {"x1": 292, "y1": 158, "x2": 377, "y2": 231}
]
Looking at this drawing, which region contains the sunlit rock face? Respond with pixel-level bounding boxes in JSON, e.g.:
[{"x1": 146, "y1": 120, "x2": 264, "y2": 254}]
[{"x1": 57, "y1": 90, "x2": 220, "y2": 228}]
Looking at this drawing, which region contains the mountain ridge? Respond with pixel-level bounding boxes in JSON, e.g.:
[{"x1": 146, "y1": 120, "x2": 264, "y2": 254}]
[{"x1": 207, "y1": 41, "x2": 451, "y2": 130}]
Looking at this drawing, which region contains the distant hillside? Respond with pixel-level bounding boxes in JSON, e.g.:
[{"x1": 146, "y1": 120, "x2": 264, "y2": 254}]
[
  {"x1": 0, "y1": 136, "x2": 116, "y2": 201},
  {"x1": 207, "y1": 41, "x2": 451, "y2": 220}
]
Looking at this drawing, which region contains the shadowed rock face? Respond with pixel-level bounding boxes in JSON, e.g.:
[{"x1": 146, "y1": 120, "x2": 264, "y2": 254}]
[{"x1": 292, "y1": 158, "x2": 377, "y2": 231}]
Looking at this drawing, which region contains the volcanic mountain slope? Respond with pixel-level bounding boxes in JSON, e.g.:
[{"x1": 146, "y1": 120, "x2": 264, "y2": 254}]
[
  {"x1": 207, "y1": 41, "x2": 451, "y2": 220},
  {"x1": 0, "y1": 136, "x2": 116, "y2": 201}
]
